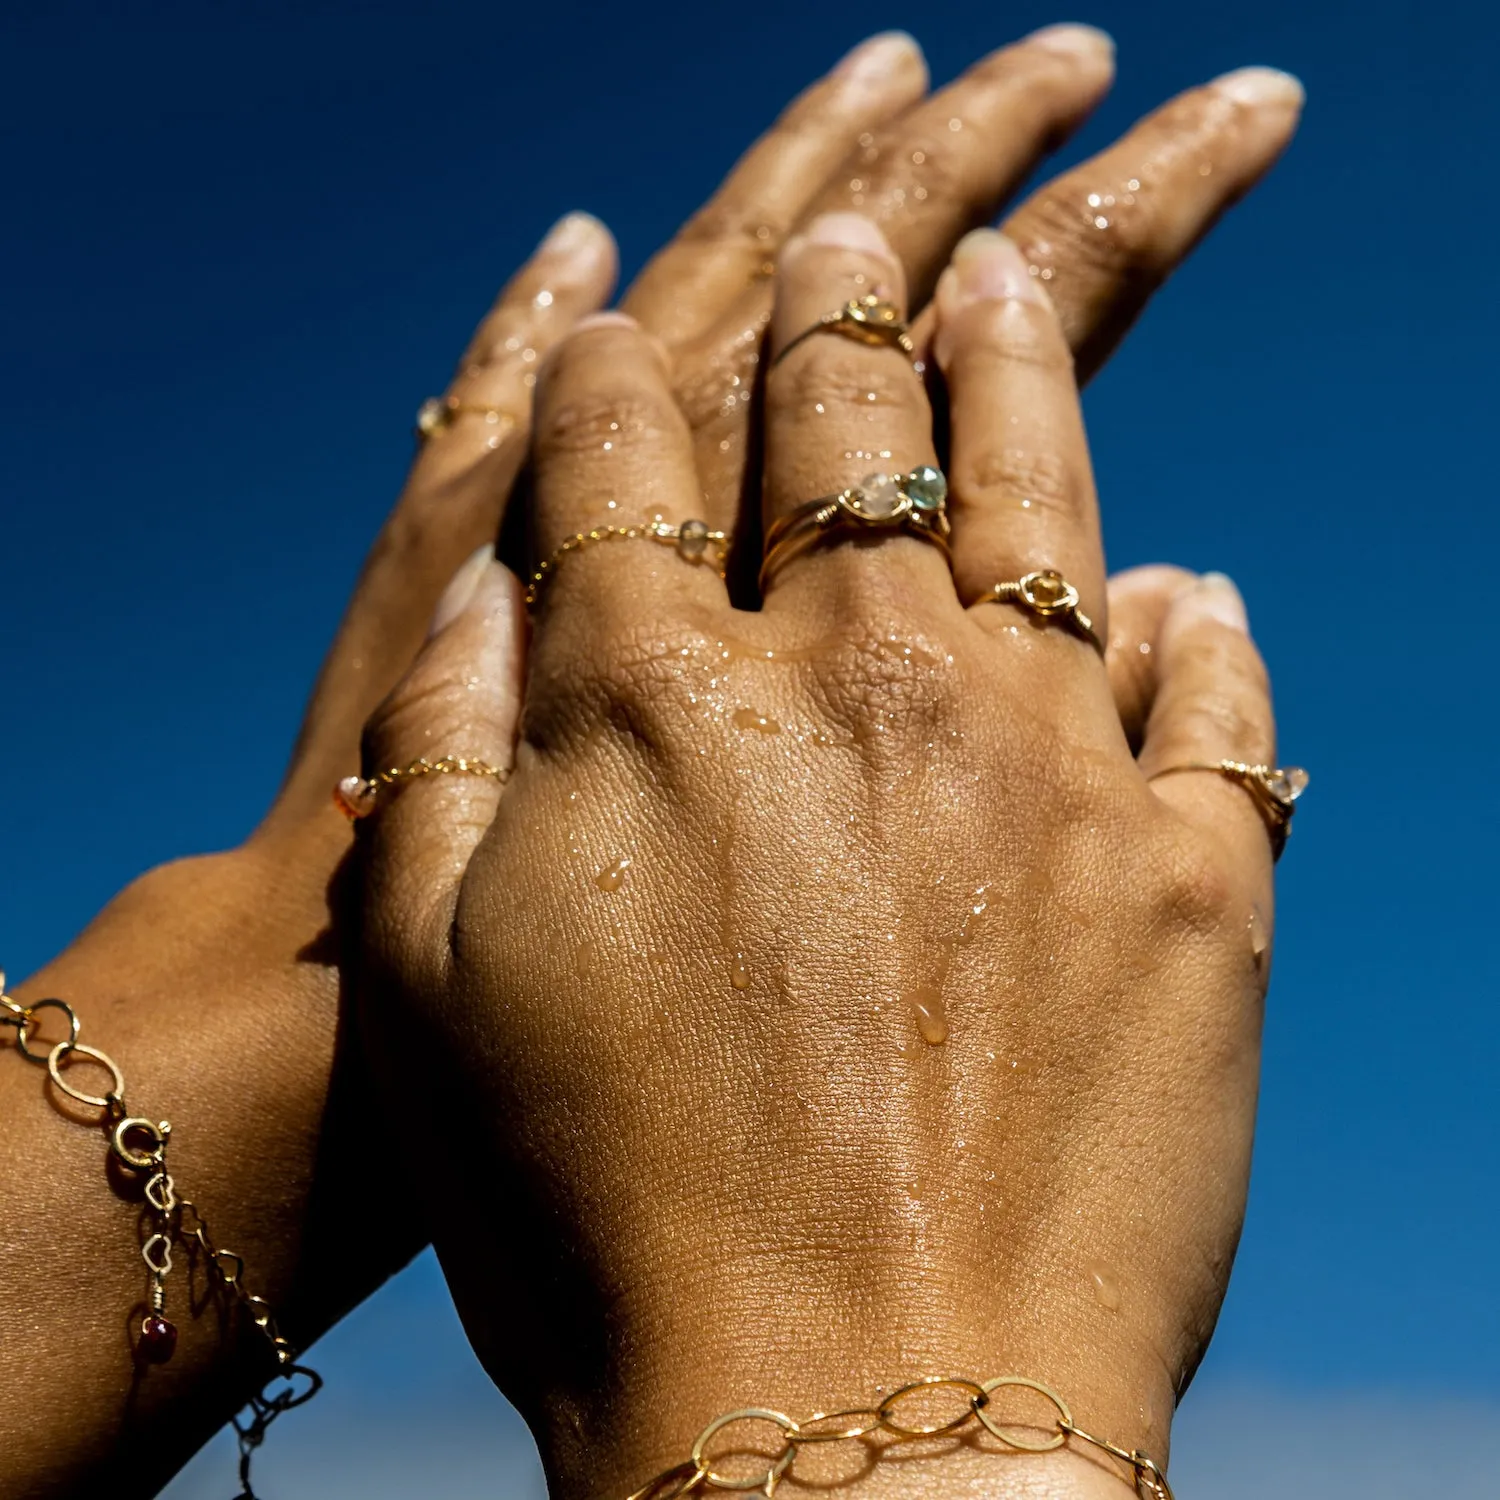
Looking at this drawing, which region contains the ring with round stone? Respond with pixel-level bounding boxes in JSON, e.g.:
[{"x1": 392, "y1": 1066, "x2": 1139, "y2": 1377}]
[
  {"x1": 1147, "y1": 760, "x2": 1309, "y2": 860},
  {"x1": 770, "y1": 295, "x2": 918, "y2": 372},
  {"x1": 758, "y1": 466, "x2": 949, "y2": 590},
  {"x1": 524, "y1": 516, "x2": 729, "y2": 609},
  {"x1": 978, "y1": 569, "x2": 1104, "y2": 657},
  {"x1": 415, "y1": 394, "x2": 522, "y2": 442}
]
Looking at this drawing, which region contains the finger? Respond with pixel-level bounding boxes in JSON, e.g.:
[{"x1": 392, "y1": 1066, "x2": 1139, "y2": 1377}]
[
  {"x1": 670, "y1": 26, "x2": 1111, "y2": 553},
  {"x1": 1103, "y1": 564, "x2": 1197, "y2": 750},
  {"x1": 802, "y1": 24, "x2": 1116, "y2": 309},
  {"x1": 1004, "y1": 66, "x2": 1304, "y2": 383},
  {"x1": 528, "y1": 313, "x2": 711, "y2": 619},
  {"x1": 360, "y1": 552, "x2": 526, "y2": 977},
  {"x1": 624, "y1": 32, "x2": 928, "y2": 349},
  {"x1": 1139, "y1": 573, "x2": 1280, "y2": 876},
  {"x1": 935, "y1": 231, "x2": 1104, "y2": 651},
  {"x1": 761, "y1": 212, "x2": 944, "y2": 606},
  {"x1": 267, "y1": 214, "x2": 614, "y2": 828}
]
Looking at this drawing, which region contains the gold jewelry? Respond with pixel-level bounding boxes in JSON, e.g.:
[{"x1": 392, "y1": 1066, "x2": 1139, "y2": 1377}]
[
  {"x1": 525, "y1": 517, "x2": 729, "y2": 609},
  {"x1": 0, "y1": 970, "x2": 320, "y2": 1496},
  {"x1": 979, "y1": 570, "x2": 1103, "y2": 657},
  {"x1": 771, "y1": 295, "x2": 916, "y2": 370},
  {"x1": 623, "y1": 1371, "x2": 1172, "y2": 1500},
  {"x1": 334, "y1": 755, "x2": 510, "y2": 820},
  {"x1": 415, "y1": 394, "x2": 520, "y2": 441},
  {"x1": 759, "y1": 467, "x2": 949, "y2": 589},
  {"x1": 1148, "y1": 760, "x2": 1308, "y2": 859}
]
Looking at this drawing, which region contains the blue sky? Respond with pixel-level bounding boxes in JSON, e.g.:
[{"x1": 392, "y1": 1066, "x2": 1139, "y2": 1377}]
[{"x1": 4, "y1": 1, "x2": 1496, "y2": 1495}]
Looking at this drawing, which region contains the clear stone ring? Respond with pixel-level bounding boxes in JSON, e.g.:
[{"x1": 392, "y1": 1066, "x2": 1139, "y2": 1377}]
[
  {"x1": 758, "y1": 467, "x2": 950, "y2": 590},
  {"x1": 1148, "y1": 760, "x2": 1310, "y2": 860}
]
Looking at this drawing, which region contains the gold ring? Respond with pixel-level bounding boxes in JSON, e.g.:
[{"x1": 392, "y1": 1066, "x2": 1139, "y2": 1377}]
[
  {"x1": 415, "y1": 395, "x2": 521, "y2": 441},
  {"x1": 759, "y1": 467, "x2": 949, "y2": 590},
  {"x1": 1148, "y1": 760, "x2": 1309, "y2": 859},
  {"x1": 334, "y1": 756, "x2": 510, "y2": 820},
  {"x1": 771, "y1": 295, "x2": 916, "y2": 370},
  {"x1": 525, "y1": 517, "x2": 728, "y2": 609},
  {"x1": 978, "y1": 570, "x2": 1103, "y2": 657}
]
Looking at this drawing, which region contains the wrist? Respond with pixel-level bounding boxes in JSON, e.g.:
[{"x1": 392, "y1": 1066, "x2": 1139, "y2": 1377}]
[{"x1": 500, "y1": 1255, "x2": 1173, "y2": 1500}]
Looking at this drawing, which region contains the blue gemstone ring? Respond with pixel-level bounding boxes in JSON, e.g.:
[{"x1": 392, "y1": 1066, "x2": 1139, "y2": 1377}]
[{"x1": 759, "y1": 466, "x2": 950, "y2": 589}]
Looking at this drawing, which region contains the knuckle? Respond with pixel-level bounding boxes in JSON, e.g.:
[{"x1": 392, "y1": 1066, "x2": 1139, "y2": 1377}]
[
  {"x1": 527, "y1": 615, "x2": 715, "y2": 768},
  {"x1": 954, "y1": 444, "x2": 1080, "y2": 522},
  {"x1": 775, "y1": 350, "x2": 919, "y2": 418},
  {"x1": 679, "y1": 199, "x2": 790, "y2": 256},
  {"x1": 533, "y1": 387, "x2": 679, "y2": 467},
  {"x1": 672, "y1": 332, "x2": 763, "y2": 433},
  {"x1": 1148, "y1": 827, "x2": 1238, "y2": 937},
  {"x1": 849, "y1": 129, "x2": 979, "y2": 217},
  {"x1": 1012, "y1": 179, "x2": 1166, "y2": 286}
]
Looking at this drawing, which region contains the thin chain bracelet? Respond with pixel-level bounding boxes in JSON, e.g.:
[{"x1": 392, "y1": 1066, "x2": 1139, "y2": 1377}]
[
  {"x1": 0, "y1": 968, "x2": 321, "y2": 1499},
  {"x1": 624, "y1": 1373, "x2": 1173, "y2": 1500}
]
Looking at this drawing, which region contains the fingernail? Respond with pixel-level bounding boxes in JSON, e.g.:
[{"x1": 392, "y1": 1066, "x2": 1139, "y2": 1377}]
[
  {"x1": 539, "y1": 211, "x2": 609, "y2": 262},
  {"x1": 1026, "y1": 22, "x2": 1115, "y2": 61},
  {"x1": 796, "y1": 211, "x2": 895, "y2": 260},
  {"x1": 834, "y1": 31, "x2": 922, "y2": 86},
  {"x1": 948, "y1": 230, "x2": 1048, "y2": 306},
  {"x1": 429, "y1": 544, "x2": 496, "y2": 637},
  {"x1": 1180, "y1": 572, "x2": 1249, "y2": 633},
  {"x1": 571, "y1": 310, "x2": 639, "y2": 333},
  {"x1": 1212, "y1": 66, "x2": 1305, "y2": 107}
]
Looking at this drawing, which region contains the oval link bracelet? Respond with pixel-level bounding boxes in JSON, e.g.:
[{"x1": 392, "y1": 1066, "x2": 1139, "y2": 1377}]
[
  {"x1": 625, "y1": 1373, "x2": 1172, "y2": 1500},
  {"x1": 0, "y1": 968, "x2": 320, "y2": 1498}
]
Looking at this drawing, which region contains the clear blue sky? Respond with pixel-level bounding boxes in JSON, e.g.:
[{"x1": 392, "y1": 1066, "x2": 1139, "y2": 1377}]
[{"x1": 4, "y1": 1, "x2": 1495, "y2": 1495}]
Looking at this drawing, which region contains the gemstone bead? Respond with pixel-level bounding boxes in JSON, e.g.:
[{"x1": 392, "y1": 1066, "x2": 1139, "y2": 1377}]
[
  {"x1": 905, "y1": 465, "x2": 947, "y2": 512},
  {"x1": 856, "y1": 472, "x2": 903, "y2": 520},
  {"x1": 415, "y1": 397, "x2": 450, "y2": 437},
  {"x1": 333, "y1": 776, "x2": 378, "y2": 820},
  {"x1": 677, "y1": 518, "x2": 710, "y2": 559},
  {"x1": 1264, "y1": 767, "x2": 1309, "y2": 804},
  {"x1": 140, "y1": 1314, "x2": 178, "y2": 1363}
]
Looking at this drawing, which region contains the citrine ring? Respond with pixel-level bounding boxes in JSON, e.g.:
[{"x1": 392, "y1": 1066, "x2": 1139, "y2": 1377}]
[
  {"x1": 978, "y1": 570, "x2": 1104, "y2": 657},
  {"x1": 771, "y1": 295, "x2": 917, "y2": 370}
]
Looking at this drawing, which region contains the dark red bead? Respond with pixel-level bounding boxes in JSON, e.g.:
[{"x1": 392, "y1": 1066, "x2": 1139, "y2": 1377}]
[{"x1": 139, "y1": 1314, "x2": 178, "y2": 1363}]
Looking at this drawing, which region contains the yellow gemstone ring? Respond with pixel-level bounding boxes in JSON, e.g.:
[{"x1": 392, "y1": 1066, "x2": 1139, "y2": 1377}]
[{"x1": 771, "y1": 295, "x2": 916, "y2": 370}]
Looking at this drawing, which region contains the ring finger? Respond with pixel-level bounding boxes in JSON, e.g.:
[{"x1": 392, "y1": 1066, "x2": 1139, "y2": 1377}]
[
  {"x1": 932, "y1": 229, "x2": 1107, "y2": 661},
  {"x1": 761, "y1": 212, "x2": 946, "y2": 609}
]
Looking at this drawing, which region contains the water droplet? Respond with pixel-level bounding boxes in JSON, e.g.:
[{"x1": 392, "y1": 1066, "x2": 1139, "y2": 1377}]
[
  {"x1": 574, "y1": 940, "x2": 596, "y2": 979},
  {"x1": 534, "y1": 289, "x2": 554, "y2": 307},
  {"x1": 1086, "y1": 1262, "x2": 1121, "y2": 1310},
  {"x1": 730, "y1": 954, "x2": 752, "y2": 990},
  {"x1": 731, "y1": 708, "x2": 781, "y2": 735},
  {"x1": 909, "y1": 986, "x2": 949, "y2": 1045},
  {"x1": 595, "y1": 857, "x2": 631, "y2": 892},
  {"x1": 1249, "y1": 905, "x2": 1270, "y2": 963}
]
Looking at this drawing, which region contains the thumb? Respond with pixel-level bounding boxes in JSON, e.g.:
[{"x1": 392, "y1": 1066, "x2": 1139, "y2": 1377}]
[{"x1": 349, "y1": 545, "x2": 526, "y2": 980}]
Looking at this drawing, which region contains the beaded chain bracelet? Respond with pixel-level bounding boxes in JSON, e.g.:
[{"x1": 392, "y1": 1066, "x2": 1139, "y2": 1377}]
[
  {"x1": 625, "y1": 1374, "x2": 1173, "y2": 1500},
  {"x1": 0, "y1": 969, "x2": 320, "y2": 1498}
]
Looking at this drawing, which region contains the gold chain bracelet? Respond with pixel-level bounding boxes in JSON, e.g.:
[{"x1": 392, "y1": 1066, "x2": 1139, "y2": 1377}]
[
  {"x1": 625, "y1": 1373, "x2": 1172, "y2": 1500},
  {"x1": 0, "y1": 968, "x2": 320, "y2": 1498}
]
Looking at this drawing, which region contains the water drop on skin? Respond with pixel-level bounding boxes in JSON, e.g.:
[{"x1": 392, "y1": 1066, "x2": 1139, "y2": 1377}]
[
  {"x1": 595, "y1": 857, "x2": 631, "y2": 893},
  {"x1": 909, "y1": 986, "x2": 949, "y2": 1045},
  {"x1": 574, "y1": 940, "x2": 596, "y2": 979},
  {"x1": 731, "y1": 708, "x2": 781, "y2": 735},
  {"x1": 1248, "y1": 906, "x2": 1270, "y2": 963},
  {"x1": 1086, "y1": 1262, "x2": 1122, "y2": 1311},
  {"x1": 730, "y1": 953, "x2": 752, "y2": 990}
]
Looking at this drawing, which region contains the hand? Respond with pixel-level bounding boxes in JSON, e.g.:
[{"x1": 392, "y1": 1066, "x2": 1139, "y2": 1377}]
[
  {"x1": 360, "y1": 220, "x2": 1286, "y2": 1500},
  {"x1": 2, "y1": 24, "x2": 1299, "y2": 1496}
]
